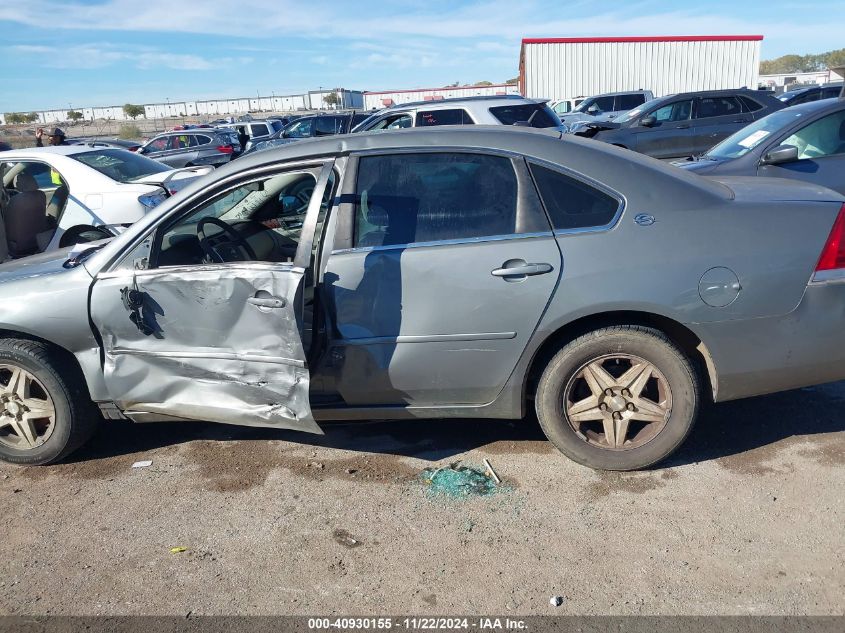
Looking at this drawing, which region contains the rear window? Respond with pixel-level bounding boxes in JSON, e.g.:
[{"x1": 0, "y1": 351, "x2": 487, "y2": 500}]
[
  {"x1": 251, "y1": 123, "x2": 269, "y2": 137},
  {"x1": 738, "y1": 95, "x2": 764, "y2": 112},
  {"x1": 616, "y1": 94, "x2": 646, "y2": 110},
  {"x1": 415, "y1": 109, "x2": 474, "y2": 126},
  {"x1": 71, "y1": 149, "x2": 169, "y2": 183},
  {"x1": 489, "y1": 103, "x2": 559, "y2": 128},
  {"x1": 530, "y1": 164, "x2": 619, "y2": 231}
]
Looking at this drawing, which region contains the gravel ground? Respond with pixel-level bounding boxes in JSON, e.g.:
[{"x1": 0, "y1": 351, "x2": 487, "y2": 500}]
[{"x1": 0, "y1": 381, "x2": 842, "y2": 616}]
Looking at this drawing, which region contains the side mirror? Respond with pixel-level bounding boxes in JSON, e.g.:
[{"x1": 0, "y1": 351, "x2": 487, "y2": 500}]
[
  {"x1": 640, "y1": 116, "x2": 657, "y2": 128},
  {"x1": 587, "y1": 104, "x2": 600, "y2": 115},
  {"x1": 761, "y1": 144, "x2": 799, "y2": 165}
]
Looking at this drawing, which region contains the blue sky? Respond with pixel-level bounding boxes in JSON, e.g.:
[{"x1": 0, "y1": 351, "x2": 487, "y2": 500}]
[{"x1": 0, "y1": 0, "x2": 843, "y2": 112}]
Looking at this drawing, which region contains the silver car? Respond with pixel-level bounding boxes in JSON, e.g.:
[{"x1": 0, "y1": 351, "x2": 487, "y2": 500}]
[{"x1": 0, "y1": 127, "x2": 844, "y2": 471}]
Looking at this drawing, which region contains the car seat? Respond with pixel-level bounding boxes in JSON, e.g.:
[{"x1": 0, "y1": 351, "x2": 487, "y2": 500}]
[{"x1": 5, "y1": 173, "x2": 49, "y2": 257}]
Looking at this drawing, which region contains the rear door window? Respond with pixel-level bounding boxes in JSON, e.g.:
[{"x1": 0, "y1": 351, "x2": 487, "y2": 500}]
[
  {"x1": 738, "y1": 95, "x2": 764, "y2": 112},
  {"x1": 823, "y1": 86, "x2": 842, "y2": 99},
  {"x1": 354, "y1": 153, "x2": 525, "y2": 248},
  {"x1": 695, "y1": 96, "x2": 743, "y2": 119},
  {"x1": 193, "y1": 134, "x2": 212, "y2": 146},
  {"x1": 415, "y1": 109, "x2": 474, "y2": 126},
  {"x1": 529, "y1": 164, "x2": 620, "y2": 231},
  {"x1": 489, "y1": 103, "x2": 559, "y2": 128}
]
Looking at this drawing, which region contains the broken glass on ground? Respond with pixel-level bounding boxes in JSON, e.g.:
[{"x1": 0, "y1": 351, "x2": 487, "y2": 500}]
[{"x1": 420, "y1": 462, "x2": 504, "y2": 498}]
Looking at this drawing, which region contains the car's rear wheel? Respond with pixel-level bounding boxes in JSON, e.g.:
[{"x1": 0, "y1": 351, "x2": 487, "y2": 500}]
[
  {"x1": 0, "y1": 339, "x2": 99, "y2": 465},
  {"x1": 535, "y1": 325, "x2": 700, "y2": 470}
]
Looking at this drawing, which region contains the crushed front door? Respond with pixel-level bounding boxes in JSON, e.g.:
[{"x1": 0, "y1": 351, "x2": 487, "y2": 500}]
[{"x1": 88, "y1": 164, "x2": 335, "y2": 432}]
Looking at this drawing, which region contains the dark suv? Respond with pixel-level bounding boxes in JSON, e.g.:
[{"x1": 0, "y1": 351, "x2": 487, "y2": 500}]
[
  {"x1": 242, "y1": 113, "x2": 372, "y2": 156},
  {"x1": 574, "y1": 89, "x2": 785, "y2": 159},
  {"x1": 138, "y1": 129, "x2": 241, "y2": 167},
  {"x1": 778, "y1": 83, "x2": 843, "y2": 106}
]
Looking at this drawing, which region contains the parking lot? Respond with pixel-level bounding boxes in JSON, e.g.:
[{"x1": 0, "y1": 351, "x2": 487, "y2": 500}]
[{"x1": 1, "y1": 380, "x2": 842, "y2": 616}]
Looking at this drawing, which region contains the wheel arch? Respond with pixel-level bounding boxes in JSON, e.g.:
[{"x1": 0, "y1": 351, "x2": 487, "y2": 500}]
[
  {"x1": 523, "y1": 310, "x2": 717, "y2": 404},
  {"x1": 0, "y1": 328, "x2": 98, "y2": 401}
]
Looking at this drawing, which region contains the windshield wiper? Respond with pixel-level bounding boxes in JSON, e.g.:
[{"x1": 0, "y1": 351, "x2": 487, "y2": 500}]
[{"x1": 63, "y1": 243, "x2": 107, "y2": 268}]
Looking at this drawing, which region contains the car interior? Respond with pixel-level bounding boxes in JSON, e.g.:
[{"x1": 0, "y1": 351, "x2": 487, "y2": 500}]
[
  {"x1": 781, "y1": 111, "x2": 845, "y2": 159},
  {"x1": 155, "y1": 170, "x2": 327, "y2": 268},
  {"x1": 0, "y1": 161, "x2": 68, "y2": 257}
]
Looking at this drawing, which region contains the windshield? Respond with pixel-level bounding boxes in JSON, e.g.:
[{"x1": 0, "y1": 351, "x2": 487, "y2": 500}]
[
  {"x1": 706, "y1": 109, "x2": 810, "y2": 159},
  {"x1": 71, "y1": 148, "x2": 169, "y2": 183},
  {"x1": 351, "y1": 111, "x2": 384, "y2": 132},
  {"x1": 614, "y1": 102, "x2": 652, "y2": 124},
  {"x1": 573, "y1": 97, "x2": 597, "y2": 113}
]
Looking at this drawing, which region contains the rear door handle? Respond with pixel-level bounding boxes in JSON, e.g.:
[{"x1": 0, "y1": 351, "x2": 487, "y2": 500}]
[
  {"x1": 732, "y1": 119, "x2": 749, "y2": 123},
  {"x1": 491, "y1": 262, "x2": 554, "y2": 277},
  {"x1": 247, "y1": 296, "x2": 286, "y2": 308},
  {"x1": 676, "y1": 124, "x2": 690, "y2": 129}
]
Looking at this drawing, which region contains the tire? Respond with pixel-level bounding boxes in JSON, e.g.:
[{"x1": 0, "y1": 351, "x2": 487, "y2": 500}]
[
  {"x1": 0, "y1": 339, "x2": 100, "y2": 465},
  {"x1": 535, "y1": 325, "x2": 700, "y2": 470}
]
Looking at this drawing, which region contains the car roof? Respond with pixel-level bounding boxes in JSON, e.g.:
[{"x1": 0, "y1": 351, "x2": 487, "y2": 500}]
[
  {"x1": 382, "y1": 95, "x2": 540, "y2": 111},
  {"x1": 645, "y1": 89, "x2": 772, "y2": 106},
  {"x1": 583, "y1": 90, "x2": 650, "y2": 97},
  {"x1": 0, "y1": 145, "x2": 106, "y2": 158},
  {"x1": 780, "y1": 96, "x2": 845, "y2": 115}
]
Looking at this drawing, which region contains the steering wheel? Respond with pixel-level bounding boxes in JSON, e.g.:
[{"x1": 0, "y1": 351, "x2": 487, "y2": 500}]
[{"x1": 197, "y1": 217, "x2": 258, "y2": 263}]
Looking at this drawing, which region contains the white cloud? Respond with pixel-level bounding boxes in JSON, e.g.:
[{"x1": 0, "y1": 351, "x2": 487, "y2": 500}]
[{"x1": 6, "y1": 43, "x2": 247, "y2": 71}]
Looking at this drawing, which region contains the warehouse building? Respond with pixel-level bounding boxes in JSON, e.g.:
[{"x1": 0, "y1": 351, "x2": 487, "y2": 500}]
[
  {"x1": 363, "y1": 83, "x2": 520, "y2": 110},
  {"x1": 519, "y1": 35, "x2": 763, "y2": 101}
]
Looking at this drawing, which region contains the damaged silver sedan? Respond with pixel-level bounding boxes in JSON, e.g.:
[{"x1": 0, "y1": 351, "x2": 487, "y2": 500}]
[{"x1": 1, "y1": 127, "x2": 845, "y2": 470}]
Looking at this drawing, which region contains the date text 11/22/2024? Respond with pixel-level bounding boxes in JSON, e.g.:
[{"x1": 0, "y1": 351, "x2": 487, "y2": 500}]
[{"x1": 307, "y1": 618, "x2": 528, "y2": 630}]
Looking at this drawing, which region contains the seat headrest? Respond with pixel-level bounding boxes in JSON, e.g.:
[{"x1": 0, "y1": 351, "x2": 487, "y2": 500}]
[{"x1": 13, "y1": 172, "x2": 39, "y2": 192}]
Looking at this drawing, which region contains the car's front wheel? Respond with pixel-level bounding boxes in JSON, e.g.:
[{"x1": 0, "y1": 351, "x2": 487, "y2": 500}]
[
  {"x1": 535, "y1": 325, "x2": 700, "y2": 470},
  {"x1": 0, "y1": 339, "x2": 99, "y2": 465}
]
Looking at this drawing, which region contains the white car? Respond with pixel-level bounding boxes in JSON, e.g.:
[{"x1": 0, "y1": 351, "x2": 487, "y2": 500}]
[{"x1": 0, "y1": 146, "x2": 209, "y2": 260}]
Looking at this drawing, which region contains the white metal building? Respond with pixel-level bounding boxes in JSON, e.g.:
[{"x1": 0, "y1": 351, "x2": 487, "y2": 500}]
[
  {"x1": 519, "y1": 35, "x2": 763, "y2": 100},
  {"x1": 759, "y1": 69, "x2": 844, "y2": 91},
  {"x1": 363, "y1": 83, "x2": 520, "y2": 110},
  {"x1": 6, "y1": 89, "x2": 365, "y2": 126}
]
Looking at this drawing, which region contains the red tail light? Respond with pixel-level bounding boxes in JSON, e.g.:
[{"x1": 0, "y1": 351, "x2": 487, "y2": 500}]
[
  {"x1": 128, "y1": 146, "x2": 139, "y2": 152},
  {"x1": 216, "y1": 145, "x2": 234, "y2": 154},
  {"x1": 815, "y1": 204, "x2": 845, "y2": 275}
]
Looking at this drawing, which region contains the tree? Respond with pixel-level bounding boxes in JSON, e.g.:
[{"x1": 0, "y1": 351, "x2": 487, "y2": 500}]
[
  {"x1": 474, "y1": 80, "x2": 494, "y2": 86},
  {"x1": 24, "y1": 112, "x2": 39, "y2": 123},
  {"x1": 505, "y1": 76, "x2": 519, "y2": 85},
  {"x1": 67, "y1": 110, "x2": 84, "y2": 123},
  {"x1": 323, "y1": 92, "x2": 340, "y2": 108},
  {"x1": 760, "y1": 48, "x2": 845, "y2": 74},
  {"x1": 123, "y1": 103, "x2": 145, "y2": 119}
]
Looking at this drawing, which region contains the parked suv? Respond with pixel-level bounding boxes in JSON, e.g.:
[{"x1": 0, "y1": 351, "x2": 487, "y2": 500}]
[
  {"x1": 778, "y1": 82, "x2": 843, "y2": 106},
  {"x1": 242, "y1": 112, "x2": 373, "y2": 156},
  {"x1": 218, "y1": 120, "x2": 283, "y2": 152},
  {"x1": 351, "y1": 96, "x2": 565, "y2": 133},
  {"x1": 137, "y1": 129, "x2": 241, "y2": 167},
  {"x1": 575, "y1": 89, "x2": 785, "y2": 159},
  {"x1": 561, "y1": 90, "x2": 654, "y2": 129}
]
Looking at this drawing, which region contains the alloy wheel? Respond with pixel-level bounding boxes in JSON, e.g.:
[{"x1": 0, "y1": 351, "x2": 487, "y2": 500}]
[
  {"x1": 0, "y1": 364, "x2": 57, "y2": 451},
  {"x1": 563, "y1": 354, "x2": 672, "y2": 451}
]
